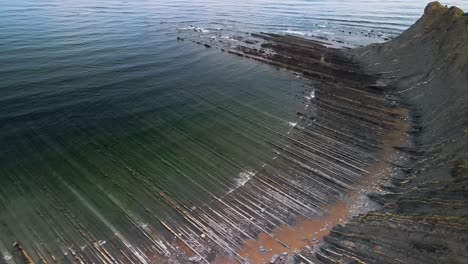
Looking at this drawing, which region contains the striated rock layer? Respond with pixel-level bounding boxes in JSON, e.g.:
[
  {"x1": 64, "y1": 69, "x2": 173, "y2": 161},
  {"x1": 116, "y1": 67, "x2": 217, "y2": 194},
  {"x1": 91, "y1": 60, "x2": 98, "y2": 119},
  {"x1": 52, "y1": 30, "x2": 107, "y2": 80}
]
[
  {"x1": 210, "y1": 2, "x2": 468, "y2": 263},
  {"x1": 2, "y1": 2, "x2": 466, "y2": 264},
  {"x1": 310, "y1": 2, "x2": 468, "y2": 264}
]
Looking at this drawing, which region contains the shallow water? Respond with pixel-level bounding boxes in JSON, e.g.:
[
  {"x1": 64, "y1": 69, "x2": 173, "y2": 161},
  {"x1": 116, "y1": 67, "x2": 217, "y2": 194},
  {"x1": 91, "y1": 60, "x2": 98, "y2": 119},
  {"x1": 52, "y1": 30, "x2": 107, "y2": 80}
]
[{"x1": 0, "y1": 0, "x2": 466, "y2": 263}]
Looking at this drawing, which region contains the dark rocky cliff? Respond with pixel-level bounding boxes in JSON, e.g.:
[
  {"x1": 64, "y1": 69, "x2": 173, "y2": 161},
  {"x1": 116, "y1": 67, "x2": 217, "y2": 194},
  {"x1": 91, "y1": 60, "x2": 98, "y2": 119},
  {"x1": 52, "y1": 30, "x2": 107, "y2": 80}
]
[{"x1": 312, "y1": 2, "x2": 468, "y2": 263}]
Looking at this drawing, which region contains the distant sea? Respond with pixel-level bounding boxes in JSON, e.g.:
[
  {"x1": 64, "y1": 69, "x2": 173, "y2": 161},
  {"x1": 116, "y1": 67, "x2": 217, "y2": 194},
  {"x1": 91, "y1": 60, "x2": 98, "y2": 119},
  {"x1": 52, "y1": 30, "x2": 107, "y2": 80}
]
[{"x1": 0, "y1": 0, "x2": 466, "y2": 262}]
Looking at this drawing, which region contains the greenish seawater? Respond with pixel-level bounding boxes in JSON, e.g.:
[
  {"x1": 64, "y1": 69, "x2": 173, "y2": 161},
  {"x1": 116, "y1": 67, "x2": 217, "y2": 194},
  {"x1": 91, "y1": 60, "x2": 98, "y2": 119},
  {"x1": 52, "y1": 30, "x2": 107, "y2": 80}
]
[
  {"x1": 1, "y1": 0, "x2": 466, "y2": 262},
  {"x1": 1, "y1": 40, "x2": 308, "y2": 255}
]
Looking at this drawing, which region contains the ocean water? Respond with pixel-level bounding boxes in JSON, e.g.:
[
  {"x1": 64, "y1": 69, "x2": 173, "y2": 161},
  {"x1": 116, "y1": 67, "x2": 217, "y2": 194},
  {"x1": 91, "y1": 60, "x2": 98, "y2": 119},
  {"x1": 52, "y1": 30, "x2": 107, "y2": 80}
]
[{"x1": 0, "y1": 0, "x2": 466, "y2": 263}]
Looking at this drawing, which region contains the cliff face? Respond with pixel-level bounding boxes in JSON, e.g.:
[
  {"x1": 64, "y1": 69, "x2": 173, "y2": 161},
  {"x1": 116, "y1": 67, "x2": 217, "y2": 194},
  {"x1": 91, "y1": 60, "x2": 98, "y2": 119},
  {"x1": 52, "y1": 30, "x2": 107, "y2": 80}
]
[{"x1": 313, "y1": 2, "x2": 468, "y2": 263}]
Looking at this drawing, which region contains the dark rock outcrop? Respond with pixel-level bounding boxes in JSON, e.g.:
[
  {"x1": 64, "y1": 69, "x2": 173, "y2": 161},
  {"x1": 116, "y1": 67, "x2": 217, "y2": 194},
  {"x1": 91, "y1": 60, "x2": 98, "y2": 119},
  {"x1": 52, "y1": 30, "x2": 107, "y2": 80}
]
[
  {"x1": 183, "y1": 2, "x2": 468, "y2": 263},
  {"x1": 311, "y1": 2, "x2": 468, "y2": 263},
  {"x1": 2, "y1": 2, "x2": 466, "y2": 264},
  {"x1": 226, "y1": 2, "x2": 467, "y2": 263}
]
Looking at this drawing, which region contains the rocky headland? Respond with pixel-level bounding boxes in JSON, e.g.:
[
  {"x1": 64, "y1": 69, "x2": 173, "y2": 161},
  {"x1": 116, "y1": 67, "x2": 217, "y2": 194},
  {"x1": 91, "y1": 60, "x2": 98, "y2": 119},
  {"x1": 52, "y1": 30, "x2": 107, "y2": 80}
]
[
  {"x1": 188, "y1": 2, "x2": 468, "y2": 263},
  {"x1": 313, "y1": 3, "x2": 468, "y2": 263}
]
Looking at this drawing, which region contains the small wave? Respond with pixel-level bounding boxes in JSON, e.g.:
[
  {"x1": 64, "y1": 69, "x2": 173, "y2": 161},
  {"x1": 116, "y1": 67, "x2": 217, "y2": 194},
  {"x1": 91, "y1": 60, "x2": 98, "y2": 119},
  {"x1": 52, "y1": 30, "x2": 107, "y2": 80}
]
[
  {"x1": 220, "y1": 35, "x2": 242, "y2": 41},
  {"x1": 282, "y1": 29, "x2": 310, "y2": 36},
  {"x1": 305, "y1": 90, "x2": 315, "y2": 100},
  {"x1": 287, "y1": 121, "x2": 299, "y2": 134},
  {"x1": 235, "y1": 170, "x2": 256, "y2": 187},
  {"x1": 179, "y1": 25, "x2": 210, "y2": 33},
  {"x1": 288, "y1": 121, "x2": 298, "y2": 127},
  {"x1": 224, "y1": 170, "x2": 257, "y2": 196}
]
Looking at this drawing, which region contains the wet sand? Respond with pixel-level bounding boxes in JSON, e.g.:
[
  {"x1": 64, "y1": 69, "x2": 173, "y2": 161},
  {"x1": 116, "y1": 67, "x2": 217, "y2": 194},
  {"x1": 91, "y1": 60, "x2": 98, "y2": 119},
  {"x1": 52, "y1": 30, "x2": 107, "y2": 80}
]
[
  {"x1": 2, "y1": 2, "x2": 467, "y2": 264},
  {"x1": 211, "y1": 106, "x2": 410, "y2": 263},
  {"x1": 311, "y1": 3, "x2": 468, "y2": 263},
  {"x1": 7, "y1": 28, "x2": 414, "y2": 264},
  {"x1": 186, "y1": 29, "x2": 415, "y2": 263},
  {"x1": 232, "y1": 203, "x2": 348, "y2": 263}
]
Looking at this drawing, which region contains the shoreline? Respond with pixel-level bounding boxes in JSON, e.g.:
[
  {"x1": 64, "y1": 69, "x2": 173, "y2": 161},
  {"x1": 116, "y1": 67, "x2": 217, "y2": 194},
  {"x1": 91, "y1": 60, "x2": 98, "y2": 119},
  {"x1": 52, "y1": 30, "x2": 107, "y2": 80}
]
[
  {"x1": 209, "y1": 72, "x2": 412, "y2": 263},
  {"x1": 219, "y1": 91, "x2": 412, "y2": 264},
  {"x1": 182, "y1": 2, "x2": 467, "y2": 263},
  {"x1": 4, "y1": 2, "x2": 467, "y2": 264},
  {"x1": 312, "y1": 2, "x2": 468, "y2": 263},
  {"x1": 182, "y1": 16, "x2": 415, "y2": 263}
]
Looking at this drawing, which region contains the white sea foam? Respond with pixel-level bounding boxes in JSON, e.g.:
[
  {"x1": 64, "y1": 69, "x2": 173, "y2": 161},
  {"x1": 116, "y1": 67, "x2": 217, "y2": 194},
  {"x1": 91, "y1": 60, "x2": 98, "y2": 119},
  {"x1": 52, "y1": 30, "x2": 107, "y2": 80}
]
[
  {"x1": 288, "y1": 121, "x2": 298, "y2": 128},
  {"x1": 236, "y1": 170, "x2": 256, "y2": 187},
  {"x1": 221, "y1": 35, "x2": 240, "y2": 41},
  {"x1": 283, "y1": 29, "x2": 310, "y2": 36},
  {"x1": 287, "y1": 121, "x2": 298, "y2": 134},
  {"x1": 305, "y1": 89, "x2": 316, "y2": 100},
  {"x1": 224, "y1": 169, "x2": 257, "y2": 196},
  {"x1": 179, "y1": 25, "x2": 210, "y2": 33}
]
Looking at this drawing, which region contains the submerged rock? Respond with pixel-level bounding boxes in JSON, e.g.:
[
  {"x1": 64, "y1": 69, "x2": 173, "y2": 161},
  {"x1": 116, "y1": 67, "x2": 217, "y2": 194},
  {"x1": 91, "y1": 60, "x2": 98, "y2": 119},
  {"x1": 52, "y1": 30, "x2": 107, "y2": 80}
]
[
  {"x1": 188, "y1": 255, "x2": 202, "y2": 263},
  {"x1": 280, "y1": 252, "x2": 288, "y2": 260},
  {"x1": 258, "y1": 246, "x2": 266, "y2": 253},
  {"x1": 2, "y1": 2, "x2": 466, "y2": 264},
  {"x1": 269, "y1": 254, "x2": 279, "y2": 263},
  {"x1": 225, "y1": 2, "x2": 467, "y2": 264}
]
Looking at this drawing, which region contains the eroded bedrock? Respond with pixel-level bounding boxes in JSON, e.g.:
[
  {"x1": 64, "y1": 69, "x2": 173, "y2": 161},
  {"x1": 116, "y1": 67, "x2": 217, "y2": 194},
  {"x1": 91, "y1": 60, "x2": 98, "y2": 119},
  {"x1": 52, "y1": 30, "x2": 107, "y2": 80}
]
[
  {"x1": 186, "y1": 3, "x2": 468, "y2": 263},
  {"x1": 308, "y1": 2, "x2": 468, "y2": 264},
  {"x1": 1, "y1": 32, "x2": 411, "y2": 263},
  {"x1": 1, "y1": 2, "x2": 467, "y2": 264}
]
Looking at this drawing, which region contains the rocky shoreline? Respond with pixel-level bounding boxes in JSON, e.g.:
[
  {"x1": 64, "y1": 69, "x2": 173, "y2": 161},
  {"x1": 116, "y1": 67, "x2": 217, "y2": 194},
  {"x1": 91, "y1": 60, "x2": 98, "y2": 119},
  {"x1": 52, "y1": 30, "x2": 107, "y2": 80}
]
[
  {"x1": 5, "y1": 2, "x2": 466, "y2": 264},
  {"x1": 310, "y1": 3, "x2": 468, "y2": 263},
  {"x1": 186, "y1": 12, "x2": 411, "y2": 264},
  {"x1": 187, "y1": 2, "x2": 467, "y2": 263}
]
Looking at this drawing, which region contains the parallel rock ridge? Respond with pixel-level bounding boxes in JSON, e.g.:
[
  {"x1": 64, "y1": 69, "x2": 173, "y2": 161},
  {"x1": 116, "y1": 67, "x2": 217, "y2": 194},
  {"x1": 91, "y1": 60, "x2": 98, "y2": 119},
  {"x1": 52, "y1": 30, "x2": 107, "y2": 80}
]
[
  {"x1": 310, "y1": 2, "x2": 468, "y2": 264},
  {"x1": 1, "y1": 2, "x2": 466, "y2": 264},
  {"x1": 1, "y1": 32, "x2": 409, "y2": 264},
  {"x1": 0, "y1": 7, "x2": 411, "y2": 264}
]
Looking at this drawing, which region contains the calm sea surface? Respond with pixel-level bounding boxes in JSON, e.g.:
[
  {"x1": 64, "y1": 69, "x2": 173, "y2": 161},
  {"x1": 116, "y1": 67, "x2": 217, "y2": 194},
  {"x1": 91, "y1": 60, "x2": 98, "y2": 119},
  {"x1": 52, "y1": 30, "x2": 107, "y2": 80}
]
[{"x1": 0, "y1": 0, "x2": 466, "y2": 262}]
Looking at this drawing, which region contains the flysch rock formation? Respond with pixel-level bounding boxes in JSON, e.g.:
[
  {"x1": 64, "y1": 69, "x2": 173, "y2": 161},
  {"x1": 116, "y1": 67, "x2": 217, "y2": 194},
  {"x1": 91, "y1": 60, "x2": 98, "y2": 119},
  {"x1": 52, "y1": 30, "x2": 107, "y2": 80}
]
[
  {"x1": 3, "y1": 2, "x2": 466, "y2": 264},
  {"x1": 310, "y1": 2, "x2": 468, "y2": 264},
  {"x1": 189, "y1": 1, "x2": 467, "y2": 263}
]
